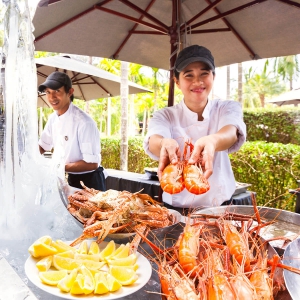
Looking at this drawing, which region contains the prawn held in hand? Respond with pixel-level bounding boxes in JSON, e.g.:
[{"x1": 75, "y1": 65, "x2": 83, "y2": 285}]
[
  {"x1": 160, "y1": 163, "x2": 185, "y2": 194},
  {"x1": 183, "y1": 163, "x2": 210, "y2": 195}
]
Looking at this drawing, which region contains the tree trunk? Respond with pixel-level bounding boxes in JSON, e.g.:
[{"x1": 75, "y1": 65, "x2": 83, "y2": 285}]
[
  {"x1": 142, "y1": 109, "x2": 147, "y2": 137},
  {"x1": 238, "y1": 63, "x2": 243, "y2": 105},
  {"x1": 226, "y1": 65, "x2": 230, "y2": 99},
  {"x1": 120, "y1": 61, "x2": 129, "y2": 171},
  {"x1": 290, "y1": 78, "x2": 293, "y2": 91},
  {"x1": 107, "y1": 98, "x2": 111, "y2": 136},
  {"x1": 259, "y1": 94, "x2": 265, "y2": 107},
  {"x1": 85, "y1": 56, "x2": 93, "y2": 114},
  {"x1": 39, "y1": 107, "x2": 43, "y2": 137}
]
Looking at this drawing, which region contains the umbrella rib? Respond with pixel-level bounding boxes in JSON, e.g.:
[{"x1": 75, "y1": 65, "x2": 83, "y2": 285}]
[
  {"x1": 203, "y1": 0, "x2": 260, "y2": 59},
  {"x1": 95, "y1": 6, "x2": 168, "y2": 34},
  {"x1": 112, "y1": 0, "x2": 157, "y2": 60},
  {"x1": 277, "y1": 0, "x2": 300, "y2": 8},
  {"x1": 181, "y1": 0, "x2": 224, "y2": 29},
  {"x1": 72, "y1": 70, "x2": 86, "y2": 100},
  {"x1": 189, "y1": 0, "x2": 268, "y2": 31},
  {"x1": 118, "y1": 0, "x2": 169, "y2": 30}
]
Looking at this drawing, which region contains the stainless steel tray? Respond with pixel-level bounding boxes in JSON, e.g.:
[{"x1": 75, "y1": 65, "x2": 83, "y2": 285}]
[
  {"x1": 283, "y1": 237, "x2": 300, "y2": 299},
  {"x1": 233, "y1": 182, "x2": 252, "y2": 195},
  {"x1": 193, "y1": 205, "x2": 300, "y2": 253}
]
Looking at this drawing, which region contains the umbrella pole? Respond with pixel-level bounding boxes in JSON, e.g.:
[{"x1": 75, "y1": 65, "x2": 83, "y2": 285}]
[{"x1": 167, "y1": 0, "x2": 179, "y2": 107}]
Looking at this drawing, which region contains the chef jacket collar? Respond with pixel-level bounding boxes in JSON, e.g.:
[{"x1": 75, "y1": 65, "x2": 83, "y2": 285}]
[
  {"x1": 181, "y1": 98, "x2": 213, "y2": 122},
  {"x1": 55, "y1": 102, "x2": 73, "y2": 120}
]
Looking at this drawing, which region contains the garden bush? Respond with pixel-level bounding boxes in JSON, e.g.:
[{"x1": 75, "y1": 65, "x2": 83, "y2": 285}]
[
  {"x1": 101, "y1": 137, "x2": 300, "y2": 212},
  {"x1": 244, "y1": 108, "x2": 300, "y2": 145}
]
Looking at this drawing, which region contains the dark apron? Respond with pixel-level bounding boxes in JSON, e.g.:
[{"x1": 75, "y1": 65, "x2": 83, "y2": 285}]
[{"x1": 67, "y1": 166, "x2": 106, "y2": 191}]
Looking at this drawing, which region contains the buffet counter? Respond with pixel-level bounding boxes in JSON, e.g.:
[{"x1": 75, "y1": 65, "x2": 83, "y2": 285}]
[{"x1": 105, "y1": 169, "x2": 253, "y2": 205}]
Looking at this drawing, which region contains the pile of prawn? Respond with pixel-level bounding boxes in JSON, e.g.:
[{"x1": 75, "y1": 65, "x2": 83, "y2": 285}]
[
  {"x1": 160, "y1": 140, "x2": 210, "y2": 195},
  {"x1": 67, "y1": 183, "x2": 175, "y2": 247},
  {"x1": 137, "y1": 195, "x2": 300, "y2": 299}
]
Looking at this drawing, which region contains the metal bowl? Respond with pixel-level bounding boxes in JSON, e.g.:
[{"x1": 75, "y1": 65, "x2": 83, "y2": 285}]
[
  {"x1": 194, "y1": 205, "x2": 300, "y2": 254},
  {"x1": 282, "y1": 237, "x2": 300, "y2": 299}
]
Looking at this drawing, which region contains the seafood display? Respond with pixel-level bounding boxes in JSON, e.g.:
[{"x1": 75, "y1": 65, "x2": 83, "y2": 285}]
[
  {"x1": 160, "y1": 140, "x2": 210, "y2": 195},
  {"x1": 136, "y1": 195, "x2": 300, "y2": 299},
  {"x1": 66, "y1": 182, "x2": 176, "y2": 246}
]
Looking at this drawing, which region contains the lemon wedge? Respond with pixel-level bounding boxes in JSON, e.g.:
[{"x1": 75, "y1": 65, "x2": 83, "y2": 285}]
[
  {"x1": 88, "y1": 241, "x2": 100, "y2": 255},
  {"x1": 36, "y1": 256, "x2": 53, "y2": 272},
  {"x1": 99, "y1": 240, "x2": 116, "y2": 261},
  {"x1": 77, "y1": 240, "x2": 88, "y2": 254},
  {"x1": 57, "y1": 268, "x2": 78, "y2": 292},
  {"x1": 107, "y1": 253, "x2": 137, "y2": 266},
  {"x1": 39, "y1": 270, "x2": 67, "y2": 286},
  {"x1": 109, "y1": 265, "x2": 138, "y2": 286},
  {"x1": 94, "y1": 272, "x2": 109, "y2": 294},
  {"x1": 52, "y1": 255, "x2": 82, "y2": 271}
]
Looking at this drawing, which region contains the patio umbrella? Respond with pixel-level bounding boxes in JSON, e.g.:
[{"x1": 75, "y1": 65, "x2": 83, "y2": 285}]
[
  {"x1": 37, "y1": 95, "x2": 51, "y2": 108},
  {"x1": 35, "y1": 55, "x2": 151, "y2": 101},
  {"x1": 32, "y1": 0, "x2": 300, "y2": 106},
  {"x1": 267, "y1": 88, "x2": 300, "y2": 106}
]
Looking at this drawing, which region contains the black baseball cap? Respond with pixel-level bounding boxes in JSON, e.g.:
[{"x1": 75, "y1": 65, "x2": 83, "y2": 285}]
[
  {"x1": 174, "y1": 45, "x2": 215, "y2": 72},
  {"x1": 38, "y1": 71, "x2": 72, "y2": 92}
]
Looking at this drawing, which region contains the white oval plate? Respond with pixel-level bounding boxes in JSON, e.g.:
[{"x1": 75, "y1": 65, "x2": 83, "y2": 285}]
[{"x1": 25, "y1": 240, "x2": 152, "y2": 299}]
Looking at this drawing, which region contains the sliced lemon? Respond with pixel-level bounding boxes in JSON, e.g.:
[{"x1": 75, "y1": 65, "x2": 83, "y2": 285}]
[
  {"x1": 57, "y1": 268, "x2": 78, "y2": 292},
  {"x1": 28, "y1": 236, "x2": 52, "y2": 256},
  {"x1": 79, "y1": 265, "x2": 95, "y2": 294},
  {"x1": 82, "y1": 260, "x2": 106, "y2": 272},
  {"x1": 109, "y1": 265, "x2": 138, "y2": 286},
  {"x1": 39, "y1": 270, "x2": 67, "y2": 286},
  {"x1": 74, "y1": 253, "x2": 100, "y2": 262},
  {"x1": 94, "y1": 272, "x2": 109, "y2": 294},
  {"x1": 51, "y1": 240, "x2": 76, "y2": 253},
  {"x1": 110, "y1": 243, "x2": 130, "y2": 259},
  {"x1": 88, "y1": 241, "x2": 100, "y2": 255},
  {"x1": 106, "y1": 273, "x2": 122, "y2": 292},
  {"x1": 70, "y1": 273, "x2": 85, "y2": 294},
  {"x1": 36, "y1": 256, "x2": 53, "y2": 272},
  {"x1": 99, "y1": 240, "x2": 116, "y2": 261},
  {"x1": 30, "y1": 242, "x2": 58, "y2": 258},
  {"x1": 77, "y1": 240, "x2": 88, "y2": 254},
  {"x1": 52, "y1": 255, "x2": 82, "y2": 271},
  {"x1": 107, "y1": 253, "x2": 137, "y2": 266},
  {"x1": 55, "y1": 250, "x2": 75, "y2": 259}
]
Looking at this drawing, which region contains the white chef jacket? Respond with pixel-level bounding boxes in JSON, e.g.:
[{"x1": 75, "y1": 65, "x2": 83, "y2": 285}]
[
  {"x1": 144, "y1": 99, "x2": 246, "y2": 208},
  {"x1": 39, "y1": 103, "x2": 101, "y2": 175}
]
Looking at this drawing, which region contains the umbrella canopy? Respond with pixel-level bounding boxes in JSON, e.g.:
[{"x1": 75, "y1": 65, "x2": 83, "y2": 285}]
[
  {"x1": 32, "y1": 0, "x2": 300, "y2": 106},
  {"x1": 35, "y1": 55, "x2": 151, "y2": 101},
  {"x1": 37, "y1": 95, "x2": 51, "y2": 108},
  {"x1": 267, "y1": 88, "x2": 300, "y2": 106}
]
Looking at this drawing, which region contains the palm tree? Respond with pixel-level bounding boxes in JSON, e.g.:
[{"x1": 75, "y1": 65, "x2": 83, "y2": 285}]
[
  {"x1": 243, "y1": 60, "x2": 286, "y2": 107},
  {"x1": 274, "y1": 55, "x2": 299, "y2": 90}
]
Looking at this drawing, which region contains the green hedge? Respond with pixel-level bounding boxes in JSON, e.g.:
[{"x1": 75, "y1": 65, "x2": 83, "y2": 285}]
[
  {"x1": 101, "y1": 137, "x2": 300, "y2": 212},
  {"x1": 230, "y1": 141, "x2": 300, "y2": 211},
  {"x1": 101, "y1": 137, "x2": 158, "y2": 173},
  {"x1": 244, "y1": 108, "x2": 300, "y2": 144}
]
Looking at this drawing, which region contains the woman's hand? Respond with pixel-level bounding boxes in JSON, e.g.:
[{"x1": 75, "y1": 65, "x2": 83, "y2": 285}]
[
  {"x1": 149, "y1": 135, "x2": 181, "y2": 180},
  {"x1": 188, "y1": 125, "x2": 238, "y2": 179},
  {"x1": 157, "y1": 138, "x2": 181, "y2": 180},
  {"x1": 188, "y1": 136, "x2": 216, "y2": 179}
]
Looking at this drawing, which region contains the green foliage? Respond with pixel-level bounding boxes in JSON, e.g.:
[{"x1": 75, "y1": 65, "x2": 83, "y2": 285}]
[
  {"x1": 102, "y1": 138, "x2": 300, "y2": 212},
  {"x1": 230, "y1": 141, "x2": 300, "y2": 211},
  {"x1": 244, "y1": 108, "x2": 300, "y2": 144},
  {"x1": 101, "y1": 137, "x2": 158, "y2": 173}
]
